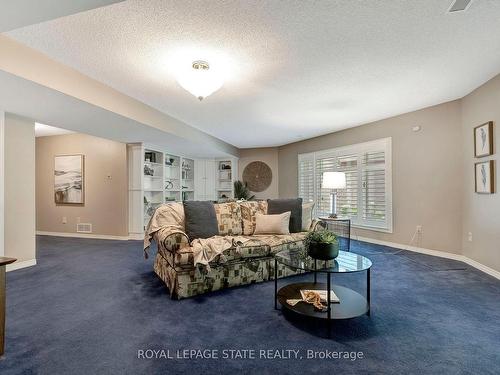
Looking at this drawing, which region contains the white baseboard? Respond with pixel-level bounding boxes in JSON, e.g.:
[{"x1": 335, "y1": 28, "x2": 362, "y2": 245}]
[
  {"x1": 36, "y1": 231, "x2": 130, "y2": 241},
  {"x1": 128, "y1": 233, "x2": 144, "y2": 240},
  {"x1": 6, "y1": 258, "x2": 37, "y2": 272},
  {"x1": 354, "y1": 235, "x2": 463, "y2": 260},
  {"x1": 462, "y1": 256, "x2": 500, "y2": 280},
  {"x1": 355, "y1": 235, "x2": 500, "y2": 280}
]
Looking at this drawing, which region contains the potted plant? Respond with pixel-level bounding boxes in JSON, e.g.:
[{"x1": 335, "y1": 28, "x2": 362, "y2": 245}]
[
  {"x1": 234, "y1": 180, "x2": 255, "y2": 201},
  {"x1": 304, "y1": 230, "x2": 339, "y2": 260}
]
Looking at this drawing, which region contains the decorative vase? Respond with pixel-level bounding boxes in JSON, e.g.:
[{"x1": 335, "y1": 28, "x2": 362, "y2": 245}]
[{"x1": 307, "y1": 241, "x2": 339, "y2": 260}]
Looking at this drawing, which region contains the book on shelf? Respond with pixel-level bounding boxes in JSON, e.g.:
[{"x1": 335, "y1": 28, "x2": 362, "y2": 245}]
[{"x1": 300, "y1": 289, "x2": 340, "y2": 303}]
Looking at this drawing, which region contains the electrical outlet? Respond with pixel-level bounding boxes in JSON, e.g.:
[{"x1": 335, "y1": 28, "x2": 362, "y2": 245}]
[
  {"x1": 416, "y1": 225, "x2": 423, "y2": 234},
  {"x1": 62, "y1": 216, "x2": 67, "y2": 224},
  {"x1": 468, "y1": 232, "x2": 473, "y2": 242}
]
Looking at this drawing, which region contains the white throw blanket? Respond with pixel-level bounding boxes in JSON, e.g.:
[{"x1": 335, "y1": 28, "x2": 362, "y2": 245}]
[
  {"x1": 144, "y1": 203, "x2": 185, "y2": 255},
  {"x1": 191, "y1": 236, "x2": 261, "y2": 272}
]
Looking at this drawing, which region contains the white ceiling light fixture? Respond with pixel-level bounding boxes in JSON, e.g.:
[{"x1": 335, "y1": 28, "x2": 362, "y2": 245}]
[
  {"x1": 176, "y1": 60, "x2": 224, "y2": 101},
  {"x1": 448, "y1": 0, "x2": 473, "y2": 13}
]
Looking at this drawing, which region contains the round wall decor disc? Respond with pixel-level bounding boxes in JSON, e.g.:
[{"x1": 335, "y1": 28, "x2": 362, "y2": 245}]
[{"x1": 242, "y1": 161, "x2": 272, "y2": 192}]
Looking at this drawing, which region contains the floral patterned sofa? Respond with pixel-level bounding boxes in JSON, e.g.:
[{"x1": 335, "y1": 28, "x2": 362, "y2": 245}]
[{"x1": 144, "y1": 201, "x2": 316, "y2": 299}]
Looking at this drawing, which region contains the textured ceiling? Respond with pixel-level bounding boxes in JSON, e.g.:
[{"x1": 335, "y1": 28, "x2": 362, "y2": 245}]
[{"x1": 6, "y1": 0, "x2": 500, "y2": 148}]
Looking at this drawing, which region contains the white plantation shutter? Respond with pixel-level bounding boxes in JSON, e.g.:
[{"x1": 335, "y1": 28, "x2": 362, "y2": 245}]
[
  {"x1": 298, "y1": 138, "x2": 392, "y2": 232},
  {"x1": 298, "y1": 153, "x2": 315, "y2": 204},
  {"x1": 315, "y1": 154, "x2": 336, "y2": 217},
  {"x1": 336, "y1": 154, "x2": 358, "y2": 218},
  {"x1": 362, "y1": 151, "x2": 387, "y2": 225}
]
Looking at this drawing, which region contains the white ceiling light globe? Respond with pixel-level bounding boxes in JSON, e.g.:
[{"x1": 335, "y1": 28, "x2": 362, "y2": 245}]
[{"x1": 176, "y1": 60, "x2": 224, "y2": 100}]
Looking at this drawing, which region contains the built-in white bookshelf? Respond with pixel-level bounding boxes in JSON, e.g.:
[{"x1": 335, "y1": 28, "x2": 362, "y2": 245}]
[
  {"x1": 143, "y1": 149, "x2": 164, "y2": 229},
  {"x1": 128, "y1": 144, "x2": 239, "y2": 237},
  {"x1": 127, "y1": 144, "x2": 201, "y2": 238},
  {"x1": 181, "y1": 158, "x2": 195, "y2": 201},
  {"x1": 164, "y1": 153, "x2": 181, "y2": 202},
  {"x1": 217, "y1": 159, "x2": 235, "y2": 200}
]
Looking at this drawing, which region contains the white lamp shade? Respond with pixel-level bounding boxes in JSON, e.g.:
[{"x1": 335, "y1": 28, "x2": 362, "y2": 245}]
[{"x1": 322, "y1": 172, "x2": 346, "y2": 189}]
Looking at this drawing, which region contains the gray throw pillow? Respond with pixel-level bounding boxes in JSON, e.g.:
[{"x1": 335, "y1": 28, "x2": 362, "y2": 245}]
[
  {"x1": 183, "y1": 201, "x2": 219, "y2": 241},
  {"x1": 267, "y1": 198, "x2": 303, "y2": 233}
]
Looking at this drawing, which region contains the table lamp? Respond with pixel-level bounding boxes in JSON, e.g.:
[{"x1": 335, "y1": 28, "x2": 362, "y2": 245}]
[{"x1": 322, "y1": 171, "x2": 346, "y2": 218}]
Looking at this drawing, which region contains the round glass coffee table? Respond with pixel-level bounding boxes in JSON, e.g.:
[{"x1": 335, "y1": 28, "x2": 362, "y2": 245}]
[{"x1": 274, "y1": 249, "x2": 372, "y2": 325}]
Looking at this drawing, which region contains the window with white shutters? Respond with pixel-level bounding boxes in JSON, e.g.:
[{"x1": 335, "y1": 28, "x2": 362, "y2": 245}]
[{"x1": 297, "y1": 138, "x2": 392, "y2": 232}]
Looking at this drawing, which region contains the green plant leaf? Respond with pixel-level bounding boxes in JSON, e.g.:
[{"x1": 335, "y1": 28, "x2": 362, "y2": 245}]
[
  {"x1": 234, "y1": 180, "x2": 255, "y2": 200},
  {"x1": 304, "y1": 229, "x2": 337, "y2": 248}
]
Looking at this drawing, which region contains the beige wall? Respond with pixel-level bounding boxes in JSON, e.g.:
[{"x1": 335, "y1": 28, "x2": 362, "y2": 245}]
[
  {"x1": 36, "y1": 133, "x2": 128, "y2": 237},
  {"x1": 0, "y1": 111, "x2": 4, "y2": 256},
  {"x1": 279, "y1": 101, "x2": 464, "y2": 254},
  {"x1": 239, "y1": 148, "x2": 279, "y2": 199},
  {"x1": 461, "y1": 74, "x2": 500, "y2": 272},
  {"x1": 5, "y1": 113, "x2": 36, "y2": 263}
]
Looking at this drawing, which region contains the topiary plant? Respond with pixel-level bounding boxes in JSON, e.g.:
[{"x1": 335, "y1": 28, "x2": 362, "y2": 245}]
[
  {"x1": 304, "y1": 229, "x2": 339, "y2": 260},
  {"x1": 304, "y1": 230, "x2": 337, "y2": 247},
  {"x1": 234, "y1": 180, "x2": 255, "y2": 200}
]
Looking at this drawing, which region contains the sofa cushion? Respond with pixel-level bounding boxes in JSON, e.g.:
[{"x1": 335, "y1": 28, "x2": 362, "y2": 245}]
[
  {"x1": 239, "y1": 201, "x2": 268, "y2": 235},
  {"x1": 183, "y1": 201, "x2": 219, "y2": 241},
  {"x1": 267, "y1": 198, "x2": 303, "y2": 233},
  {"x1": 253, "y1": 232, "x2": 307, "y2": 252},
  {"x1": 254, "y1": 212, "x2": 291, "y2": 235},
  {"x1": 214, "y1": 202, "x2": 243, "y2": 236}
]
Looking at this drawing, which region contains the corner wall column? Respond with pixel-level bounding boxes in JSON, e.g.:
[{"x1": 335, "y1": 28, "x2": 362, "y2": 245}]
[
  {"x1": 0, "y1": 111, "x2": 4, "y2": 257},
  {"x1": 127, "y1": 143, "x2": 144, "y2": 239}
]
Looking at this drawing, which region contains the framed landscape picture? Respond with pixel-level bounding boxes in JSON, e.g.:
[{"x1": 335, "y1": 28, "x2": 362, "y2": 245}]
[
  {"x1": 475, "y1": 160, "x2": 494, "y2": 194},
  {"x1": 474, "y1": 121, "x2": 493, "y2": 157},
  {"x1": 54, "y1": 155, "x2": 85, "y2": 204}
]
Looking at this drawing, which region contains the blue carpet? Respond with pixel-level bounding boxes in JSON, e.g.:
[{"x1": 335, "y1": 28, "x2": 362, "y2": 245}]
[{"x1": 0, "y1": 236, "x2": 499, "y2": 375}]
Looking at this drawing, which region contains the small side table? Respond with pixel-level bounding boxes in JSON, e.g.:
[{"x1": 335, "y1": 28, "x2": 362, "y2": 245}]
[
  {"x1": 0, "y1": 257, "x2": 16, "y2": 356},
  {"x1": 318, "y1": 217, "x2": 351, "y2": 252}
]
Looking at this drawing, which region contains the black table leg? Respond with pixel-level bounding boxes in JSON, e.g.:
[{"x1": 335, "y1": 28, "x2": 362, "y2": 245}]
[
  {"x1": 274, "y1": 258, "x2": 278, "y2": 310},
  {"x1": 347, "y1": 220, "x2": 351, "y2": 252},
  {"x1": 0, "y1": 266, "x2": 5, "y2": 356},
  {"x1": 327, "y1": 272, "x2": 332, "y2": 336},
  {"x1": 314, "y1": 259, "x2": 317, "y2": 284},
  {"x1": 367, "y1": 268, "x2": 371, "y2": 316}
]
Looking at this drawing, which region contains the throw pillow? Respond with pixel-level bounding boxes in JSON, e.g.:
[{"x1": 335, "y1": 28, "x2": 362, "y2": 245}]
[
  {"x1": 301, "y1": 202, "x2": 315, "y2": 231},
  {"x1": 183, "y1": 201, "x2": 219, "y2": 241},
  {"x1": 253, "y1": 212, "x2": 291, "y2": 235},
  {"x1": 267, "y1": 198, "x2": 303, "y2": 233},
  {"x1": 213, "y1": 202, "x2": 243, "y2": 236},
  {"x1": 239, "y1": 201, "x2": 268, "y2": 235}
]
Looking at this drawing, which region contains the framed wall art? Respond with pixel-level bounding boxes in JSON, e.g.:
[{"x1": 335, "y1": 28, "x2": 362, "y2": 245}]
[
  {"x1": 474, "y1": 160, "x2": 494, "y2": 194},
  {"x1": 54, "y1": 154, "x2": 85, "y2": 204},
  {"x1": 474, "y1": 121, "x2": 493, "y2": 158}
]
